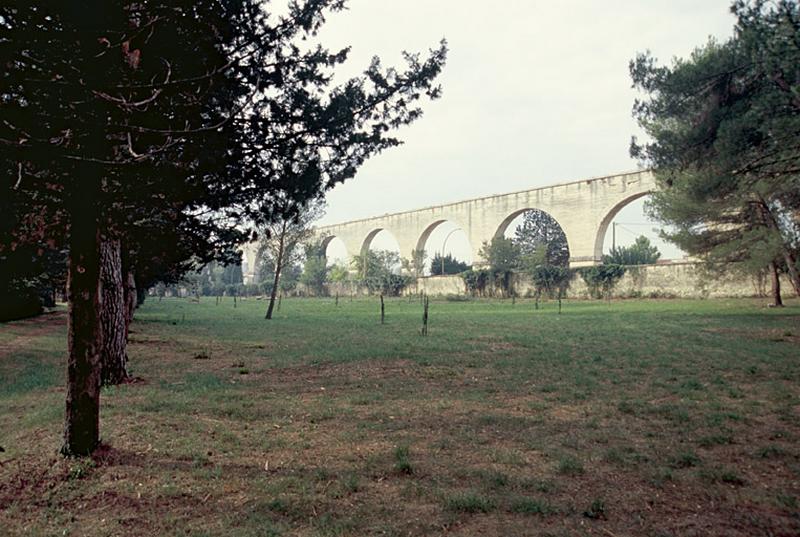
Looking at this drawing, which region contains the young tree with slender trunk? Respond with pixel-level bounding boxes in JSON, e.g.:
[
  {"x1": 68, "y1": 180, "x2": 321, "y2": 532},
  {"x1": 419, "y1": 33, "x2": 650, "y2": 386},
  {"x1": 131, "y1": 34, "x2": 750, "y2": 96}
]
[{"x1": 259, "y1": 199, "x2": 324, "y2": 319}]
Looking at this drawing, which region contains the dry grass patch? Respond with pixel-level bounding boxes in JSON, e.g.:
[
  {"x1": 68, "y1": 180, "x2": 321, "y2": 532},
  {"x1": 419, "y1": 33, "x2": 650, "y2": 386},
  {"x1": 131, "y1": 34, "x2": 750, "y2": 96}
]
[{"x1": 2, "y1": 297, "x2": 800, "y2": 536}]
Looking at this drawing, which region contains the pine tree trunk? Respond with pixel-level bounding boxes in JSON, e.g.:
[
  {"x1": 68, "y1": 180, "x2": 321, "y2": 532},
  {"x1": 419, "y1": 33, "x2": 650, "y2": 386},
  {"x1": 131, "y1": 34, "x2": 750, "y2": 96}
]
[
  {"x1": 781, "y1": 250, "x2": 800, "y2": 297},
  {"x1": 61, "y1": 211, "x2": 103, "y2": 457},
  {"x1": 265, "y1": 262, "x2": 282, "y2": 320},
  {"x1": 770, "y1": 261, "x2": 783, "y2": 307},
  {"x1": 123, "y1": 269, "x2": 137, "y2": 334},
  {"x1": 100, "y1": 238, "x2": 129, "y2": 386},
  {"x1": 757, "y1": 197, "x2": 800, "y2": 296},
  {"x1": 265, "y1": 223, "x2": 286, "y2": 320},
  {"x1": 135, "y1": 286, "x2": 146, "y2": 307}
]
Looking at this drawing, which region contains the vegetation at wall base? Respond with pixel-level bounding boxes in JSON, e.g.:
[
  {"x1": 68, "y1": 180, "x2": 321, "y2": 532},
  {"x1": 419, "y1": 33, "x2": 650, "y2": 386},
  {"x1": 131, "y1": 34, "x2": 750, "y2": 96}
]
[
  {"x1": 578, "y1": 265, "x2": 627, "y2": 300},
  {"x1": 461, "y1": 268, "x2": 492, "y2": 297}
]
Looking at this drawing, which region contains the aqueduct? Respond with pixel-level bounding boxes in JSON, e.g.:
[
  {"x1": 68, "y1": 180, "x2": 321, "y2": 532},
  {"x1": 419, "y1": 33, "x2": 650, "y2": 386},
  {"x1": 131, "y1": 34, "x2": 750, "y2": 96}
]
[
  {"x1": 314, "y1": 170, "x2": 657, "y2": 270},
  {"x1": 241, "y1": 169, "x2": 657, "y2": 281}
]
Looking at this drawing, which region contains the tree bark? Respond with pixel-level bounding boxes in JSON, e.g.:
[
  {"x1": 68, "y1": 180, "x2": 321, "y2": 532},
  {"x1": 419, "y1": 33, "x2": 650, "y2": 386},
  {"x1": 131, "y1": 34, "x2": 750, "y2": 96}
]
[
  {"x1": 123, "y1": 269, "x2": 137, "y2": 333},
  {"x1": 758, "y1": 197, "x2": 800, "y2": 296},
  {"x1": 265, "y1": 222, "x2": 286, "y2": 320},
  {"x1": 61, "y1": 211, "x2": 103, "y2": 457},
  {"x1": 135, "y1": 285, "x2": 147, "y2": 307},
  {"x1": 781, "y1": 250, "x2": 800, "y2": 297},
  {"x1": 100, "y1": 238, "x2": 129, "y2": 386},
  {"x1": 770, "y1": 261, "x2": 783, "y2": 307}
]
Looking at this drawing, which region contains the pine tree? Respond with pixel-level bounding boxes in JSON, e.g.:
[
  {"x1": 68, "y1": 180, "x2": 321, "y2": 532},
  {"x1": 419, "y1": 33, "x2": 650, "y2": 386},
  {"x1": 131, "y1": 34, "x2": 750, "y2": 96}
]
[
  {"x1": 513, "y1": 210, "x2": 570, "y2": 267},
  {"x1": 630, "y1": 0, "x2": 800, "y2": 306},
  {"x1": 1, "y1": 1, "x2": 446, "y2": 455}
]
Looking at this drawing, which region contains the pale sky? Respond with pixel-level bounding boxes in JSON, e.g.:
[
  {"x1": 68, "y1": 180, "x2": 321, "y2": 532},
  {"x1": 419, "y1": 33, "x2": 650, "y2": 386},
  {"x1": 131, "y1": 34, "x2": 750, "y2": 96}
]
[{"x1": 313, "y1": 1, "x2": 737, "y2": 267}]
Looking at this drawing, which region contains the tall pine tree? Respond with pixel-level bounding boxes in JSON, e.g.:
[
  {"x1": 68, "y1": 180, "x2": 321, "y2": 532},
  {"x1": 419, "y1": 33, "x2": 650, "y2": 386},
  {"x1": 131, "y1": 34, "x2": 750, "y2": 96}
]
[
  {"x1": 630, "y1": 0, "x2": 800, "y2": 305},
  {"x1": 513, "y1": 210, "x2": 570, "y2": 267},
  {"x1": 1, "y1": 1, "x2": 446, "y2": 455}
]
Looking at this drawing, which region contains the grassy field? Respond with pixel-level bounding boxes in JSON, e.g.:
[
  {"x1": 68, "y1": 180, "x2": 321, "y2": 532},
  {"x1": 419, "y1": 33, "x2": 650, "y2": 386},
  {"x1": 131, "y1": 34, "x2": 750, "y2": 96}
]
[{"x1": 1, "y1": 296, "x2": 800, "y2": 536}]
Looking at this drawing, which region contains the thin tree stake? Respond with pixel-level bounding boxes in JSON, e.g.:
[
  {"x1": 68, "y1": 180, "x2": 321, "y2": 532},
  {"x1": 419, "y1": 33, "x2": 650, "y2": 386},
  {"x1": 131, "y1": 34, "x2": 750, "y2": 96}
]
[{"x1": 421, "y1": 294, "x2": 429, "y2": 336}]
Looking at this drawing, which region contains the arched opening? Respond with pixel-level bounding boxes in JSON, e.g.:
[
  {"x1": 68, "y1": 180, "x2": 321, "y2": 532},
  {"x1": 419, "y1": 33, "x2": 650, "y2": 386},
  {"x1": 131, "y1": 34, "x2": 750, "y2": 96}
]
[
  {"x1": 495, "y1": 208, "x2": 570, "y2": 267},
  {"x1": 321, "y1": 236, "x2": 348, "y2": 268},
  {"x1": 596, "y1": 194, "x2": 685, "y2": 264},
  {"x1": 360, "y1": 229, "x2": 402, "y2": 275},
  {"x1": 416, "y1": 220, "x2": 472, "y2": 275}
]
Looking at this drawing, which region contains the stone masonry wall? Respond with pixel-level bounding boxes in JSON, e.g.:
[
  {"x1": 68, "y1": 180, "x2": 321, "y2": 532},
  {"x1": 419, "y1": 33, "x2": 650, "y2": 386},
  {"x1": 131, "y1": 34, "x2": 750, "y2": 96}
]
[{"x1": 404, "y1": 263, "x2": 784, "y2": 299}]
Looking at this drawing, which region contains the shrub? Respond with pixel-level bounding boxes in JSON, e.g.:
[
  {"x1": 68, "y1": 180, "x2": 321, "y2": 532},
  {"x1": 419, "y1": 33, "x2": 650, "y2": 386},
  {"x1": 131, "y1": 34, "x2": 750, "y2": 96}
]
[
  {"x1": 530, "y1": 265, "x2": 573, "y2": 311},
  {"x1": 461, "y1": 268, "x2": 491, "y2": 296},
  {"x1": 578, "y1": 264, "x2": 626, "y2": 299}
]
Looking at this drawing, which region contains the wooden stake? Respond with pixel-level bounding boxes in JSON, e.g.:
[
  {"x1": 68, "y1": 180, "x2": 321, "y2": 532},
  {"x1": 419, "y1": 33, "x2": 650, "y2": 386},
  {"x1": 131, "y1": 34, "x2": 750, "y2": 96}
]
[
  {"x1": 421, "y1": 294, "x2": 429, "y2": 336},
  {"x1": 380, "y1": 294, "x2": 385, "y2": 324}
]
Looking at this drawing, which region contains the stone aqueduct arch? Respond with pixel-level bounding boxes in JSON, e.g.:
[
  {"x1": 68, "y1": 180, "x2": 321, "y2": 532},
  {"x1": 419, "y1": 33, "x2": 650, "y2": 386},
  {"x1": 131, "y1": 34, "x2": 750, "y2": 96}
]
[
  {"x1": 314, "y1": 170, "x2": 657, "y2": 270},
  {"x1": 241, "y1": 170, "x2": 657, "y2": 282}
]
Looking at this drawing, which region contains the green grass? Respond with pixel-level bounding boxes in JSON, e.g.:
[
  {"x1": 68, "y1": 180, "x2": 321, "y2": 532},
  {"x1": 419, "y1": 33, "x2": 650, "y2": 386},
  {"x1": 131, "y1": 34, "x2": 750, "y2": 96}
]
[
  {"x1": 443, "y1": 491, "x2": 497, "y2": 513},
  {"x1": 1, "y1": 296, "x2": 800, "y2": 536}
]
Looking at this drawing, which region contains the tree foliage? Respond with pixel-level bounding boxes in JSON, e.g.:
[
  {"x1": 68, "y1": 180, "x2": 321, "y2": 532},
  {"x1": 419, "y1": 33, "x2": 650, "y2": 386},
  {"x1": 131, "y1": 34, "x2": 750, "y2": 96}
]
[
  {"x1": 530, "y1": 265, "x2": 573, "y2": 312},
  {"x1": 258, "y1": 199, "x2": 325, "y2": 318},
  {"x1": 603, "y1": 236, "x2": 661, "y2": 265},
  {"x1": 514, "y1": 210, "x2": 570, "y2": 267},
  {"x1": 578, "y1": 265, "x2": 626, "y2": 300},
  {"x1": 300, "y1": 239, "x2": 329, "y2": 295},
  {"x1": 402, "y1": 249, "x2": 427, "y2": 278},
  {"x1": 351, "y1": 249, "x2": 410, "y2": 295},
  {"x1": 630, "y1": 0, "x2": 800, "y2": 297},
  {"x1": 327, "y1": 264, "x2": 349, "y2": 283},
  {"x1": 429, "y1": 253, "x2": 469, "y2": 275},
  {"x1": 0, "y1": 1, "x2": 446, "y2": 455},
  {"x1": 479, "y1": 236, "x2": 521, "y2": 295},
  {"x1": 461, "y1": 268, "x2": 491, "y2": 297},
  {"x1": 479, "y1": 237, "x2": 521, "y2": 273},
  {"x1": 0, "y1": 243, "x2": 66, "y2": 321}
]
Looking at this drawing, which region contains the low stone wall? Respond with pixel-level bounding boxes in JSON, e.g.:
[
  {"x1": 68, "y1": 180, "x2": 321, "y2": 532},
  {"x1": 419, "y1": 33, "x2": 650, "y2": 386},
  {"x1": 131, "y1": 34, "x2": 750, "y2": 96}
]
[
  {"x1": 568, "y1": 263, "x2": 777, "y2": 299},
  {"x1": 408, "y1": 263, "x2": 783, "y2": 299},
  {"x1": 310, "y1": 262, "x2": 785, "y2": 300},
  {"x1": 404, "y1": 276, "x2": 467, "y2": 297},
  {"x1": 321, "y1": 281, "x2": 370, "y2": 297}
]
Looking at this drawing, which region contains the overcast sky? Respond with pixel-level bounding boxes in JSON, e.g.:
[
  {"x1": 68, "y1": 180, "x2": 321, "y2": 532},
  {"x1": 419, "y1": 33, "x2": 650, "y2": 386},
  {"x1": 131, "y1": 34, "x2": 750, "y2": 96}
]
[{"x1": 312, "y1": 1, "x2": 737, "y2": 263}]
